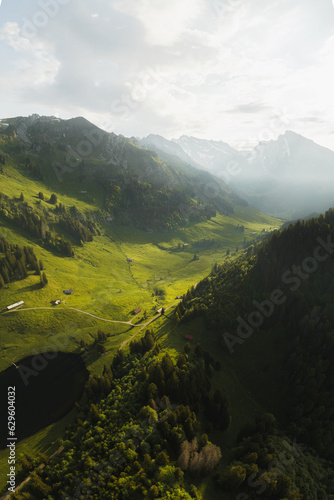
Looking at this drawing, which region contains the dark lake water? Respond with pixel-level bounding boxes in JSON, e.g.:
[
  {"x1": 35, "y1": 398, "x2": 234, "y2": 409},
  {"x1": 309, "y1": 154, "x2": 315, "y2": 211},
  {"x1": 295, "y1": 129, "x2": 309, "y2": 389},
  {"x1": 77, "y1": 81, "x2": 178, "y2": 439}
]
[{"x1": 0, "y1": 352, "x2": 89, "y2": 449}]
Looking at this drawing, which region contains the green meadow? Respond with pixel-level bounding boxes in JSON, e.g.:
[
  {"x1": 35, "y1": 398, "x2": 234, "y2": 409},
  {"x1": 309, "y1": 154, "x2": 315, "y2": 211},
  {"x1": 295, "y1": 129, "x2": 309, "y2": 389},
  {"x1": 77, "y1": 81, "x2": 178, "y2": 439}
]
[
  {"x1": 0, "y1": 159, "x2": 282, "y2": 491},
  {"x1": 0, "y1": 201, "x2": 280, "y2": 373}
]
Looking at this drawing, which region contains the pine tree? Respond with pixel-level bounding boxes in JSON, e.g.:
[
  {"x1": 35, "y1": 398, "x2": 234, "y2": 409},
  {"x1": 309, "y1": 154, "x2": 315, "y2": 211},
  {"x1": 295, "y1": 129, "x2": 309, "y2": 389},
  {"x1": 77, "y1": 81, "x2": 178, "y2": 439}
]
[
  {"x1": 35, "y1": 261, "x2": 40, "y2": 275},
  {"x1": 97, "y1": 330, "x2": 107, "y2": 344},
  {"x1": 40, "y1": 271, "x2": 48, "y2": 287},
  {"x1": 49, "y1": 193, "x2": 57, "y2": 204},
  {"x1": 1, "y1": 267, "x2": 10, "y2": 284}
]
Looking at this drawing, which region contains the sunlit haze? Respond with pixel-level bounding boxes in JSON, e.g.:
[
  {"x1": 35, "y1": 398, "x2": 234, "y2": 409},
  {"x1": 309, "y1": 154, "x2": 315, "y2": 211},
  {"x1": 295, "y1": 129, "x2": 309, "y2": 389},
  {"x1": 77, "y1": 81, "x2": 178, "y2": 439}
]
[{"x1": 1, "y1": 0, "x2": 334, "y2": 149}]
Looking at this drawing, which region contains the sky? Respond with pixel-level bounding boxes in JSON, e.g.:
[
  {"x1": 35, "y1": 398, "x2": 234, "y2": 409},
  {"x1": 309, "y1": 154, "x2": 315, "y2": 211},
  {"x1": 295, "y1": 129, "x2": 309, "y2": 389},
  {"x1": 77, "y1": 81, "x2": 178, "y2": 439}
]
[{"x1": 0, "y1": 0, "x2": 334, "y2": 149}]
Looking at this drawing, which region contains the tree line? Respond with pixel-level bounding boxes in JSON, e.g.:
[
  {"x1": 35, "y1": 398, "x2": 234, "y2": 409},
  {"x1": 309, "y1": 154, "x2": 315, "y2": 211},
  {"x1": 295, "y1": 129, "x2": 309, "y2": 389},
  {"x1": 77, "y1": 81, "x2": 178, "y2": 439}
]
[
  {"x1": 103, "y1": 175, "x2": 226, "y2": 231},
  {"x1": 174, "y1": 208, "x2": 334, "y2": 470},
  {"x1": 0, "y1": 235, "x2": 47, "y2": 288},
  {"x1": 0, "y1": 192, "x2": 103, "y2": 256}
]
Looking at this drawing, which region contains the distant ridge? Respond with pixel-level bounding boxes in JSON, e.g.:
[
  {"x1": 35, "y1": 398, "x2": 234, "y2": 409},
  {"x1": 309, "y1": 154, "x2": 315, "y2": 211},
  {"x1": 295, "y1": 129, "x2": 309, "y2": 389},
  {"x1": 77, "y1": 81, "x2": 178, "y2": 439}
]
[{"x1": 141, "y1": 130, "x2": 334, "y2": 219}]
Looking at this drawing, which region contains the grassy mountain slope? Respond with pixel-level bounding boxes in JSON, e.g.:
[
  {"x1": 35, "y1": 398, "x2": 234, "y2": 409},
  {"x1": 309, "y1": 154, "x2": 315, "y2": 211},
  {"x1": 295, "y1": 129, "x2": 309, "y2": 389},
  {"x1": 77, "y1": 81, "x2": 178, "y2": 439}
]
[
  {"x1": 1, "y1": 115, "x2": 246, "y2": 231},
  {"x1": 170, "y1": 209, "x2": 334, "y2": 497},
  {"x1": 0, "y1": 116, "x2": 283, "y2": 495}
]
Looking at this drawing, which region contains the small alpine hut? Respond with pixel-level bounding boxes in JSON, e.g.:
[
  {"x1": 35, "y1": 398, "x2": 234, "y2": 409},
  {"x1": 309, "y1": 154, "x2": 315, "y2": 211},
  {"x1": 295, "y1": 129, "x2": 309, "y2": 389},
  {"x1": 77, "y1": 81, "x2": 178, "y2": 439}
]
[
  {"x1": 185, "y1": 334, "x2": 193, "y2": 341},
  {"x1": 132, "y1": 307, "x2": 142, "y2": 315}
]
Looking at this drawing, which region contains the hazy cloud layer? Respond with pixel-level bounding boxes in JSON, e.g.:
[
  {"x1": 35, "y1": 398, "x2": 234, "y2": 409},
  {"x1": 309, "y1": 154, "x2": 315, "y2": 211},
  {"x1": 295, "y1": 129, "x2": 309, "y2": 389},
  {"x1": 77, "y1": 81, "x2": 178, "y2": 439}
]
[{"x1": 0, "y1": 0, "x2": 333, "y2": 148}]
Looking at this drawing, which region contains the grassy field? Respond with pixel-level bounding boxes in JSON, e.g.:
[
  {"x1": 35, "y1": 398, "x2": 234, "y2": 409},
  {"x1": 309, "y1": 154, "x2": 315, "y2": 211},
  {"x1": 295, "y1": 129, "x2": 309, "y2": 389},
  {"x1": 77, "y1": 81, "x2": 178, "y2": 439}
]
[
  {"x1": 0, "y1": 174, "x2": 281, "y2": 371},
  {"x1": 0, "y1": 208, "x2": 279, "y2": 366},
  {"x1": 0, "y1": 164, "x2": 283, "y2": 492}
]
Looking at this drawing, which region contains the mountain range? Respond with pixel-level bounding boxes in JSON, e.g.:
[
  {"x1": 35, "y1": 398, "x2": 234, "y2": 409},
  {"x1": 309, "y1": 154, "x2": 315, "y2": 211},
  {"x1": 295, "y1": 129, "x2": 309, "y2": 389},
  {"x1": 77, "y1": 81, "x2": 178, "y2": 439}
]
[
  {"x1": 4, "y1": 114, "x2": 332, "y2": 222},
  {"x1": 140, "y1": 131, "x2": 334, "y2": 219},
  {"x1": 0, "y1": 115, "x2": 249, "y2": 232},
  {"x1": 1, "y1": 114, "x2": 334, "y2": 498}
]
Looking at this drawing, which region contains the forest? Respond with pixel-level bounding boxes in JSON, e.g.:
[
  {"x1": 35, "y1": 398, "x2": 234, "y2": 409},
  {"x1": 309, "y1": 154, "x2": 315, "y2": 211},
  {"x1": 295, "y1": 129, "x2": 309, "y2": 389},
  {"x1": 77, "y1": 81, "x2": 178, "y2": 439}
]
[
  {"x1": 103, "y1": 176, "x2": 224, "y2": 231},
  {"x1": 7, "y1": 326, "x2": 334, "y2": 499},
  {"x1": 0, "y1": 235, "x2": 46, "y2": 289},
  {"x1": 9, "y1": 332, "x2": 226, "y2": 499},
  {"x1": 175, "y1": 209, "x2": 334, "y2": 488},
  {"x1": 0, "y1": 192, "x2": 100, "y2": 257}
]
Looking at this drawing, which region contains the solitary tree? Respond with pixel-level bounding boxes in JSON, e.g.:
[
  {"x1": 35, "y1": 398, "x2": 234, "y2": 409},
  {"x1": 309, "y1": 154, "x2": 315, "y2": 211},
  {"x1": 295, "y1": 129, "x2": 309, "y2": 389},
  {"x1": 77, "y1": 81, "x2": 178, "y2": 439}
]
[
  {"x1": 49, "y1": 193, "x2": 57, "y2": 204},
  {"x1": 184, "y1": 342, "x2": 191, "y2": 354},
  {"x1": 97, "y1": 330, "x2": 107, "y2": 344}
]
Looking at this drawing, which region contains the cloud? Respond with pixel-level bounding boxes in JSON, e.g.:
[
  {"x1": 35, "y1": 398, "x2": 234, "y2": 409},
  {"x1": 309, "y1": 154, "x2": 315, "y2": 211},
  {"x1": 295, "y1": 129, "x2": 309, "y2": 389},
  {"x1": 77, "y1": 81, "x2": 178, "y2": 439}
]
[
  {"x1": 298, "y1": 117, "x2": 327, "y2": 124},
  {"x1": 0, "y1": 0, "x2": 333, "y2": 149},
  {"x1": 0, "y1": 20, "x2": 60, "y2": 94},
  {"x1": 0, "y1": 22, "x2": 30, "y2": 51},
  {"x1": 226, "y1": 102, "x2": 271, "y2": 114},
  {"x1": 114, "y1": 0, "x2": 206, "y2": 46}
]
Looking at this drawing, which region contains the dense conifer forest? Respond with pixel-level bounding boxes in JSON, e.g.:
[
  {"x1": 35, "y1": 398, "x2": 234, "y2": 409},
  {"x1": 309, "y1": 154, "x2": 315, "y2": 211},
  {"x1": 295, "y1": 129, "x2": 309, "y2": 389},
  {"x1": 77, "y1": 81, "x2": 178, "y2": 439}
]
[{"x1": 0, "y1": 235, "x2": 42, "y2": 288}]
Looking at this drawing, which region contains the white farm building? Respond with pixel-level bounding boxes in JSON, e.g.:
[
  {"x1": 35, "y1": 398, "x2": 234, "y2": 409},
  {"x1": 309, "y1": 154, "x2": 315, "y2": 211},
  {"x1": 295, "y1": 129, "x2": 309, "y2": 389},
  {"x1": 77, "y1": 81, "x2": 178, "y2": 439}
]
[{"x1": 7, "y1": 301, "x2": 25, "y2": 311}]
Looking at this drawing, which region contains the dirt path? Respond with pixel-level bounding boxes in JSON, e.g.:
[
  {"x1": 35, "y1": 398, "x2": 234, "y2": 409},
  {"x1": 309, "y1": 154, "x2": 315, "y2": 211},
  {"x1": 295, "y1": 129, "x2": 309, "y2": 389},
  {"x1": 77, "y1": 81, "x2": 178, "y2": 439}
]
[
  {"x1": 4, "y1": 302, "x2": 179, "y2": 333},
  {"x1": 0, "y1": 300, "x2": 179, "y2": 497},
  {"x1": 119, "y1": 301, "x2": 179, "y2": 350},
  {"x1": 3, "y1": 301, "x2": 180, "y2": 345},
  {"x1": 66, "y1": 307, "x2": 133, "y2": 325},
  {"x1": 4, "y1": 306, "x2": 134, "y2": 326}
]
